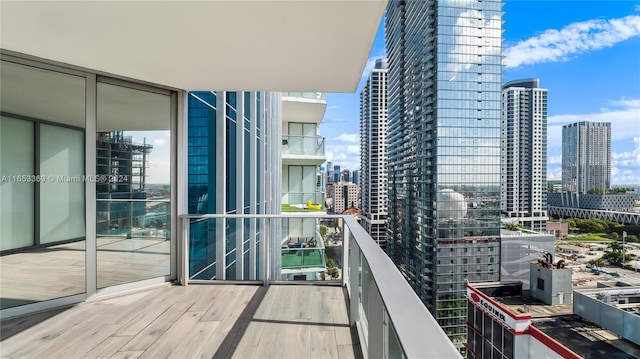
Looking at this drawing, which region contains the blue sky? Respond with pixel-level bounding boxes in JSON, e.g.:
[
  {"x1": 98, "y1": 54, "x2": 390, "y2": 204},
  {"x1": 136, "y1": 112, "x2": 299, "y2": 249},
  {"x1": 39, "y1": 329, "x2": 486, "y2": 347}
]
[{"x1": 320, "y1": 1, "x2": 640, "y2": 185}]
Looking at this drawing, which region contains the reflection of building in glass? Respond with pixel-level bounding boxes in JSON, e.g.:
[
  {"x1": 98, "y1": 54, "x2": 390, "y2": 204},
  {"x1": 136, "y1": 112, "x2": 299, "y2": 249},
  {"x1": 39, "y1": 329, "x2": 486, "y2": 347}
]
[
  {"x1": 187, "y1": 91, "x2": 281, "y2": 280},
  {"x1": 96, "y1": 131, "x2": 153, "y2": 235},
  {"x1": 360, "y1": 58, "x2": 388, "y2": 249},
  {"x1": 501, "y1": 79, "x2": 548, "y2": 231},
  {"x1": 385, "y1": 0, "x2": 503, "y2": 349},
  {"x1": 500, "y1": 230, "x2": 554, "y2": 287},
  {"x1": 562, "y1": 121, "x2": 611, "y2": 194}
]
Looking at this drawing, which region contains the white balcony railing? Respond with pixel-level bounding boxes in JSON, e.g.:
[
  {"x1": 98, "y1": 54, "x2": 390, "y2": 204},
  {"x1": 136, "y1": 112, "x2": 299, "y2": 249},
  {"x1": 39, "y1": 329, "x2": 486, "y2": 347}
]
[{"x1": 179, "y1": 213, "x2": 462, "y2": 358}]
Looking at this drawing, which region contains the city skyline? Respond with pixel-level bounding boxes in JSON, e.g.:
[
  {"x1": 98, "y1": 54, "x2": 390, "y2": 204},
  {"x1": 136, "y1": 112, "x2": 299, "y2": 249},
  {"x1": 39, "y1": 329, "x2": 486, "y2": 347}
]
[{"x1": 320, "y1": 1, "x2": 640, "y2": 184}]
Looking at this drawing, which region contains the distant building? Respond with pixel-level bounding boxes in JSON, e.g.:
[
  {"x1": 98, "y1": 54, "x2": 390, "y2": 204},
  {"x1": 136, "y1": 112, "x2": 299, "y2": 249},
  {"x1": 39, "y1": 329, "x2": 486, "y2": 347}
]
[
  {"x1": 360, "y1": 58, "x2": 388, "y2": 249},
  {"x1": 330, "y1": 181, "x2": 358, "y2": 214},
  {"x1": 96, "y1": 131, "x2": 153, "y2": 235},
  {"x1": 562, "y1": 121, "x2": 611, "y2": 194},
  {"x1": 466, "y1": 282, "x2": 640, "y2": 359},
  {"x1": 548, "y1": 192, "x2": 636, "y2": 211},
  {"x1": 547, "y1": 179, "x2": 561, "y2": 193},
  {"x1": 351, "y1": 170, "x2": 360, "y2": 186},
  {"x1": 325, "y1": 161, "x2": 333, "y2": 183},
  {"x1": 501, "y1": 78, "x2": 548, "y2": 231},
  {"x1": 341, "y1": 169, "x2": 351, "y2": 183}
]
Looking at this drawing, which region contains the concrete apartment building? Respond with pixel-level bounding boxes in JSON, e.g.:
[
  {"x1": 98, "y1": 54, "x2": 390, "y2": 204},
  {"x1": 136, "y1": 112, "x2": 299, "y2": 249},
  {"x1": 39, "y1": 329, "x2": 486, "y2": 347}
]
[
  {"x1": 501, "y1": 78, "x2": 548, "y2": 231},
  {"x1": 360, "y1": 58, "x2": 389, "y2": 249}
]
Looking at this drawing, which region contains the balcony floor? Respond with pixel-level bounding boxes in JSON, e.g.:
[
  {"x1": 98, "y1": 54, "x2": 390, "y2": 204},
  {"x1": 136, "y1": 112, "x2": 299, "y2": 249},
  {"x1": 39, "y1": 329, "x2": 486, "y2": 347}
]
[{"x1": 0, "y1": 284, "x2": 360, "y2": 359}]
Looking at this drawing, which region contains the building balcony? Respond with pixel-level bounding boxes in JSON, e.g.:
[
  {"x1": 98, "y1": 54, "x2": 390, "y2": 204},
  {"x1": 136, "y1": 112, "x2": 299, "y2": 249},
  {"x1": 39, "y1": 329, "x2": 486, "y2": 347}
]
[
  {"x1": 1, "y1": 214, "x2": 461, "y2": 358},
  {"x1": 282, "y1": 93, "x2": 327, "y2": 124},
  {"x1": 282, "y1": 192, "x2": 325, "y2": 211},
  {"x1": 282, "y1": 135, "x2": 326, "y2": 159},
  {"x1": 282, "y1": 92, "x2": 326, "y2": 101}
]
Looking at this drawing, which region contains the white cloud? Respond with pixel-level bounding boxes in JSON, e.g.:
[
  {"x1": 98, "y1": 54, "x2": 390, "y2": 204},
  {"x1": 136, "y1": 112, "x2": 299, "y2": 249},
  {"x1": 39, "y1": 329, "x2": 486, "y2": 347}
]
[
  {"x1": 612, "y1": 136, "x2": 640, "y2": 168},
  {"x1": 547, "y1": 166, "x2": 563, "y2": 180},
  {"x1": 548, "y1": 155, "x2": 562, "y2": 165},
  {"x1": 326, "y1": 105, "x2": 340, "y2": 111},
  {"x1": 333, "y1": 133, "x2": 359, "y2": 143},
  {"x1": 146, "y1": 159, "x2": 171, "y2": 184},
  {"x1": 504, "y1": 15, "x2": 640, "y2": 68},
  {"x1": 153, "y1": 139, "x2": 166, "y2": 146},
  {"x1": 326, "y1": 144, "x2": 361, "y2": 171}
]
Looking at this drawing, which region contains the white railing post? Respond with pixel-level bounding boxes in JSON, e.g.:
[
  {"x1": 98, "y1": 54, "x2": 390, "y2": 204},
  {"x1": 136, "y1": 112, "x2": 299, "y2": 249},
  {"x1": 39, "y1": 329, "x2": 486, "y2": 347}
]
[
  {"x1": 264, "y1": 217, "x2": 270, "y2": 286},
  {"x1": 181, "y1": 217, "x2": 189, "y2": 285},
  {"x1": 349, "y1": 235, "x2": 360, "y2": 327},
  {"x1": 342, "y1": 220, "x2": 349, "y2": 287}
]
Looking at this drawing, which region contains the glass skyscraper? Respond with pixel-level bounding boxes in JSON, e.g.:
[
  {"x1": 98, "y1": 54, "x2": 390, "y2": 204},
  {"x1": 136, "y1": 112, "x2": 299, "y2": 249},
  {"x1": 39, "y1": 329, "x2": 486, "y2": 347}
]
[{"x1": 386, "y1": 0, "x2": 503, "y2": 350}]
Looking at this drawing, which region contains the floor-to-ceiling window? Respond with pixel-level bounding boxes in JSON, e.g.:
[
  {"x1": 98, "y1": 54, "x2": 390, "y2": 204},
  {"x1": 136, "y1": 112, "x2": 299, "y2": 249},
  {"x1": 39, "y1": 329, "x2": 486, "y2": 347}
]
[
  {"x1": 0, "y1": 55, "x2": 176, "y2": 316},
  {"x1": 95, "y1": 80, "x2": 172, "y2": 288},
  {"x1": 0, "y1": 59, "x2": 86, "y2": 309}
]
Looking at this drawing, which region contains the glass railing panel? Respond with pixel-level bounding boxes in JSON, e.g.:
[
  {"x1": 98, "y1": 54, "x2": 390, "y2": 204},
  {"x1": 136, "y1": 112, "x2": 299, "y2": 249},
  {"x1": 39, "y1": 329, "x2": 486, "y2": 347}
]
[
  {"x1": 386, "y1": 313, "x2": 405, "y2": 359},
  {"x1": 188, "y1": 218, "x2": 219, "y2": 280},
  {"x1": 96, "y1": 199, "x2": 170, "y2": 288},
  {"x1": 282, "y1": 135, "x2": 325, "y2": 156},
  {"x1": 282, "y1": 192, "x2": 324, "y2": 209},
  {"x1": 277, "y1": 216, "x2": 343, "y2": 282}
]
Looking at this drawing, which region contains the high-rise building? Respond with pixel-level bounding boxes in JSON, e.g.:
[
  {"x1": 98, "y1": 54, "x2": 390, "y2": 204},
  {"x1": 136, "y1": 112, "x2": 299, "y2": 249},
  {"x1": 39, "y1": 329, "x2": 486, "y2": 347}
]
[
  {"x1": 341, "y1": 169, "x2": 351, "y2": 182},
  {"x1": 501, "y1": 79, "x2": 548, "y2": 231},
  {"x1": 325, "y1": 161, "x2": 334, "y2": 183},
  {"x1": 360, "y1": 58, "x2": 389, "y2": 248},
  {"x1": 562, "y1": 121, "x2": 611, "y2": 193},
  {"x1": 386, "y1": 0, "x2": 503, "y2": 349},
  {"x1": 352, "y1": 169, "x2": 360, "y2": 186},
  {"x1": 333, "y1": 165, "x2": 341, "y2": 183}
]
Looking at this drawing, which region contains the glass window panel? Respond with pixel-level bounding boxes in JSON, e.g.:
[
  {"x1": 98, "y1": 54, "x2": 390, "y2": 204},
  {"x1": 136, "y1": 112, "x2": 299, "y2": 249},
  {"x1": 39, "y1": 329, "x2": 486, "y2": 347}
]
[
  {"x1": 1, "y1": 117, "x2": 34, "y2": 251},
  {"x1": 1, "y1": 60, "x2": 86, "y2": 309},
  {"x1": 96, "y1": 82, "x2": 171, "y2": 288},
  {"x1": 40, "y1": 124, "x2": 85, "y2": 244}
]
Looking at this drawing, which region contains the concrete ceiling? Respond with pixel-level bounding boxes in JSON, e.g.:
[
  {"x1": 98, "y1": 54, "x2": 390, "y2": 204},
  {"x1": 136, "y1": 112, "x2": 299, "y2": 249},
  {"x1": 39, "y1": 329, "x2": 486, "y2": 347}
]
[{"x1": 1, "y1": 1, "x2": 387, "y2": 92}]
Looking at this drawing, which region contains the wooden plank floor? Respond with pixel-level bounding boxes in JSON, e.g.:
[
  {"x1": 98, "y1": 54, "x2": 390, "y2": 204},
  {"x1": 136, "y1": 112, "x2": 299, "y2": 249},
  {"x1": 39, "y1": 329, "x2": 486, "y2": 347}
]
[
  {"x1": 0, "y1": 284, "x2": 360, "y2": 359},
  {"x1": 0, "y1": 237, "x2": 170, "y2": 309}
]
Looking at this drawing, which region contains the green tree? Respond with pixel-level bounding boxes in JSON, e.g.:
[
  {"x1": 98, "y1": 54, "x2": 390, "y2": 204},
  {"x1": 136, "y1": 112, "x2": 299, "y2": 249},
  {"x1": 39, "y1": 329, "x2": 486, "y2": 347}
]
[
  {"x1": 504, "y1": 223, "x2": 522, "y2": 231},
  {"x1": 327, "y1": 266, "x2": 339, "y2": 279},
  {"x1": 588, "y1": 257, "x2": 605, "y2": 269},
  {"x1": 626, "y1": 234, "x2": 639, "y2": 243},
  {"x1": 603, "y1": 240, "x2": 633, "y2": 265},
  {"x1": 319, "y1": 225, "x2": 329, "y2": 241}
]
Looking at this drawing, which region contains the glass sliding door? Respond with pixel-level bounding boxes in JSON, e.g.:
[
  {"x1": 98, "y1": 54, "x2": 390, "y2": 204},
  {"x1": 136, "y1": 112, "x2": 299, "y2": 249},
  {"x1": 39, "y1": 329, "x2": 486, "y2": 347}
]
[
  {"x1": 0, "y1": 60, "x2": 86, "y2": 309},
  {"x1": 96, "y1": 81, "x2": 172, "y2": 288}
]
